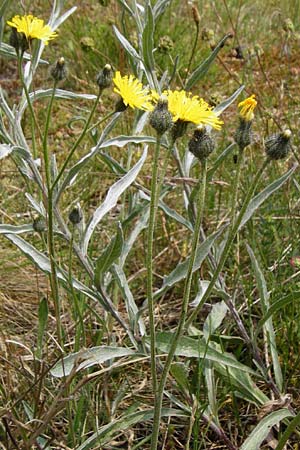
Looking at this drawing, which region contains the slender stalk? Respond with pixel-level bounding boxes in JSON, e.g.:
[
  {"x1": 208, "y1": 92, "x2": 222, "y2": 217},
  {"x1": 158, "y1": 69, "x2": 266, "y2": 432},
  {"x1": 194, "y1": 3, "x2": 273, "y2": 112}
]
[
  {"x1": 150, "y1": 159, "x2": 208, "y2": 450},
  {"x1": 146, "y1": 135, "x2": 162, "y2": 400},
  {"x1": 186, "y1": 157, "x2": 270, "y2": 328},
  {"x1": 43, "y1": 81, "x2": 63, "y2": 346},
  {"x1": 230, "y1": 149, "x2": 243, "y2": 224},
  {"x1": 17, "y1": 54, "x2": 43, "y2": 143},
  {"x1": 51, "y1": 89, "x2": 102, "y2": 195},
  {"x1": 86, "y1": 110, "x2": 115, "y2": 134},
  {"x1": 184, "y1": 20, "x2": 200, "y2": 85}
]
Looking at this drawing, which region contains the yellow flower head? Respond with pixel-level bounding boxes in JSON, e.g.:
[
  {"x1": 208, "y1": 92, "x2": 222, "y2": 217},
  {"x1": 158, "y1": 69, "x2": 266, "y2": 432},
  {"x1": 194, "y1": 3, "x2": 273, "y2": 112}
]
[
  {"x1": 163, "y1": 90, "x2": 223, "y2": 130},
  {"x1": 7, "y1": 15, "x2": 57, "y2": 45},
  {"x1": 238, "y1": 94, "x2": 257, "y2": 121},
  {"x1": 113, "y1": 71, "x2": 154, "y2": 111}
]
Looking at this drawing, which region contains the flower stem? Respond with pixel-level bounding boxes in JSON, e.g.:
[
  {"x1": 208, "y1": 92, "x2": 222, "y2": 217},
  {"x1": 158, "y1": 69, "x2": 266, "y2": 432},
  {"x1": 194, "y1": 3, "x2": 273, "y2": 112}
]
[
  {"x1": 51, "y1": 89, "x2": 102, "y2": 195},
  {"x1": 150, "y1": 158, "x2": 208, "y2": 450},
  {"x1": 184, "y1": 21, "x2": 200, "y2": 85},
  {"x1": 146, "y1": 135, "x2": 162, "y2": 401},
  {"x1": 186, "y1": 157, "x2": 270, "y2": 328},
  {"x1": 43, "y1": 81, "x2": 63, "y2": 347}
]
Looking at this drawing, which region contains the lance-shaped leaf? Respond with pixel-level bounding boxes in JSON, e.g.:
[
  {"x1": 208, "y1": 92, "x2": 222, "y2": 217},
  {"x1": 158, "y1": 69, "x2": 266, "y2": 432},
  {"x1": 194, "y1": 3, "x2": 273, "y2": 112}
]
[
  {"x1": 150, "y1": 332, "x2": 258, "y2": 375},
  {"x1": 82, "y1": 147, "x2": 147, "y2": 255},
  {"x1": 51, "y1": 346, "x2": 136, "y2": 377},
  {"x1": 77, "y1": 408, "x2": 187, "y2": 450},
  {"x1": 155, "y1": 226, "x2": 225, "y2": 297},
  {"x1": 94, "y1": 223, "x2": 124, "y2": 286},
  {"x1": 240, "y1": 409, "x2": 293, "y2": 450},
  {"x1": 185, "y1": 33, "x2": 231, "y2": 90},
  {"x1": 239, "y1": 165, "x2": 296, "y2": 230}
]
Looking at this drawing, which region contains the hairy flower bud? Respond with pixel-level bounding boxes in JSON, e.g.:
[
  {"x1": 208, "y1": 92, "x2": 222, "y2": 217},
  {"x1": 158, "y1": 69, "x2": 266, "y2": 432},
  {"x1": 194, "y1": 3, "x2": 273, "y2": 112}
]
[
  {"x1": 69, "y1": 206, "x2": 83, "y2": 225},
  {"x1": 265, "y1": 129, "x2": 292, "y2": 160},
  {"x1": 50, "y1": 57, "x2": 67, "y2": 81},
  {"x1": 149, "y1": 98, "x2": 172, "y2": 136},
  {"x1": 33, "y1": 217, "x2": 46, "y2": 232},
  {"x1": 96, "y1": 64, "x2": 113, "y2": 90},
  {"x1": 234, "y1": 117, "x2": 253, "y2": 151},
  {"x1": 171, "y1": 120, "x2": 188, "y2": 142},
  {"x1": 9, "y1": 27, "x2": 29, "y2": 53},
  {"x1": 188, "y1": 128, "x2": 215, "y2": 160}
]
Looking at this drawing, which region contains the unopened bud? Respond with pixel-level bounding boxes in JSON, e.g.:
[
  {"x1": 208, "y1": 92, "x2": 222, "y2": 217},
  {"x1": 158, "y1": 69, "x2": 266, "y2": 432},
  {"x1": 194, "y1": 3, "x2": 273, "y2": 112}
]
[
  {"x1": 265, "y1": 129, "x2": 292, "y2": 160},
  {"x1": 114, "y1": 98, "x2": 128, "y2": 112},
  {"x1": 234, "y1": 118, "x2": 253, "y2": 151},
  {"x1": 33, "y1": 217, "x2": 46, "y2": 233},
  {"x1": 192, "y1": 5, "x2": 201, "y2": 25},
  {"x1": 9, "y1": 28, "x2": 29, "y2": 54},
  {"x1": 188, "y1": 128, "x2": 215, "y2": 160},
  {"x1": 50, "y1": 57, "x2": 67, "y2": 81},
  {"x1": 149, "y1": 98, "x2": 173, "y2": 136},
  {"x1": 171, "y1": 120, "x2": 188, "y2": 142},
  {"x1": 96, "y1": 64, "x2": 113, "y2": 90},
  {"x1": 69, "y1": 206, "x2": 83, "y2": 225}
]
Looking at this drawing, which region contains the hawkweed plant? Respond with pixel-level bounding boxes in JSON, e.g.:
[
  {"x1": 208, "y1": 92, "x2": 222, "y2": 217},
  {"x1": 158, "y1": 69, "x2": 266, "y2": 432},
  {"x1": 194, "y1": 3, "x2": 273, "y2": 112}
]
[{"x1": 0, "y1": 1, "x2": 298, "y2": 449}]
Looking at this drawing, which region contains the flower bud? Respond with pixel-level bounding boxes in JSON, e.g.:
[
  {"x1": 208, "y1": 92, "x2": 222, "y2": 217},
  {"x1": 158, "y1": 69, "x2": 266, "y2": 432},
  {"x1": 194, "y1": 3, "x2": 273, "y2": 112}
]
[
  {"x1": 265, "y1": 129, "x2": 292, "y2": 160},
  {"x1": 50, "y1": 57, "x2": 67, "y2": 82},
  {"x1": 149, "y1": 98, "x2": 173, "y2": 136},
  {"x1": 234, "y1": 118, "x2": 253, "y2": 151},
  {"x1": 96, "y1": 64, "x2": 113, "y2": 90},
  {"x1": 114, "y1": 98, "x2": 128, "y2": 112},
  {"x1": 192, "y1": 5, "x2": 201, "y2": 25},
  {"x1": 9, "y1": 28, "x2": 29, "y2": 53},
  {"x1": 188, "y1": 127, "x2": 215, "y2": 160},
  {"x1": 33, "y1": 217, "x2": 46, "y2": 233},
  {"x1": 69, "y1": 206, "x2": 83, "y2": 225},
  {"x1": 171, "y1": 120, "x2": 188, "y2": 142}
]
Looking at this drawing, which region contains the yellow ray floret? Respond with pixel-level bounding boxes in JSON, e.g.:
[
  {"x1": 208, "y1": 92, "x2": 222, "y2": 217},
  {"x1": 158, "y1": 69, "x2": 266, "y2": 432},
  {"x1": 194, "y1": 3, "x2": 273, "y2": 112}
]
[
  {"x1": 238, "y1": 94, "x2": 257, "y2": 121},
  {"x1": 7, "y1": 14, "x2": 57, "y2": 45},
  {"x1": 113, "y1": 71, "x2": 154, "y2": 111},
  {"x1": 163, "y1": 90, "x2": 223, "y2": 130}
]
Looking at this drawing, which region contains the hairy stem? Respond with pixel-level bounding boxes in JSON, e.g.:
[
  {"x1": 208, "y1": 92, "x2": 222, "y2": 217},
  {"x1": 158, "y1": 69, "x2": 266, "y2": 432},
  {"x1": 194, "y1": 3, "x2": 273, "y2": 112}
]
[
  {"x1": 151, "y1": 159, "x2": 208, "y2": 450},
  {"x1": 147, "y1": 136, "x2": 162, "y2": 401}
]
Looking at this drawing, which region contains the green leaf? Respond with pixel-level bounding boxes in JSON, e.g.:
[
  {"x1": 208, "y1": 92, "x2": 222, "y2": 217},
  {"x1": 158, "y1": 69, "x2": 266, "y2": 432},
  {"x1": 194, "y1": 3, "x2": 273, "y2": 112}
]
[
  {"x1": 100, "y1": 135, "x2": 157, "y2": 148},
  {"x1": 153, "y1": 0, "x2": 171, "y2": 19},
  {"x1": 185, "y1": 33, "x2": 231, "y2": 90},
  {"x1": 239, "y1": 165, "x2": 296, "y2": 230},
  {"x1": 276, "y1": 411, "x2": 300, "y2": 450},
  {"x1": 171, "y1": 362, "x2": 190, "y2": 391},
  {"x1": 50, "y1": 346, "x2": 136, "y2": 377},
  {"x1": 83, "y1": 147, "x2": 147, "y2": 254},
  {"x1": 151, "y1": 332, "x2": 258, "y2": 375},
  {"x1": 94, "y1": 223, "x2": 124, "y2": 286},
  {"x1": 207, "y1": 143, "x2": 235, "y2": 181},
  {"x1": 77, "y1": 408, "x2": 187, "y2": 450},
  {"x1": 113, "y1": 25, "x2": 141, "y2": 64},
  {"x1": 203, "y1": 301, "x2": 228, "y2": 339},
  {"x1": 213, "y1": 85, "x2": 244, "y2": 116},
  {"x1": 156, "y1": 227, "x2": 225, "y2": 295},
  {"x1": 111, "y1": 264, "x2": 146, "y2": 337},
  {"x1": 0, "y1": 224, "x2": 34, "y2": 234},
  {"x1": 255, "y1": 291, "x2": 300, "y2": 337},
  {"x1": 0, "y1": 43, "x2": 48, "y2": 63},
  {"x1": 247, "y1": 244, "x2": 283, "y2": 390},
  {"x1": 215, "y1": 363, "x2": 269, "y2": 406},
  {"x1": 240, "y1": 409, "x2": 293, "y2": 450},
  {"x1": 142, "y1": 4, "x2": 155, "y2": 75}
]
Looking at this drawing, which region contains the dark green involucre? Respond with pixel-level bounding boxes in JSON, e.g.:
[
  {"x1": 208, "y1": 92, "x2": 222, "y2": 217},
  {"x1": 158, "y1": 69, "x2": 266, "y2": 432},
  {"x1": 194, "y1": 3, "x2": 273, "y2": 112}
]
[
  {"x1": 96, "y1": 64, "x2": 113, "y2": 90},
  {"x1": 188, "y1": 128, "x2": 215, "y2": 161},
  {"x1": 149, "y1": 99, "x2": 173, "y2": 136},
  {"x1": 265, "y1": 130, "x2": 292, "y2": 160},
  {"x1": 50, "y1": 57, "x2": 67, "y2": 82},
  {"x1": 234, "y1": 117, "x2": 253, "y2": 151}
]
